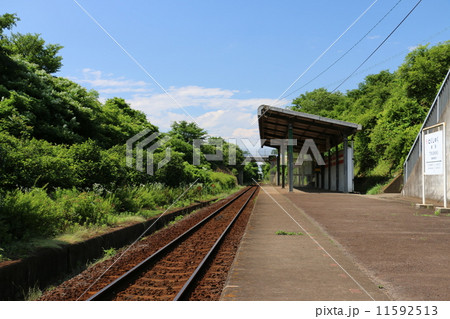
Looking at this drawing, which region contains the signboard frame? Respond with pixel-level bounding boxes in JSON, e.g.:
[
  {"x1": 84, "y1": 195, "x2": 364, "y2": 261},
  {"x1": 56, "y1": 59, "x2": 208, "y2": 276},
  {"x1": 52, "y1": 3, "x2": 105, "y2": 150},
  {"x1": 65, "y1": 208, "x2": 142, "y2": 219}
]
[
  {"x1": 424, "y1": 130, "x2": 444, "y2": 175},
  {"x1": 422, "y1": 123, "x2": 447, "y2": 207}
]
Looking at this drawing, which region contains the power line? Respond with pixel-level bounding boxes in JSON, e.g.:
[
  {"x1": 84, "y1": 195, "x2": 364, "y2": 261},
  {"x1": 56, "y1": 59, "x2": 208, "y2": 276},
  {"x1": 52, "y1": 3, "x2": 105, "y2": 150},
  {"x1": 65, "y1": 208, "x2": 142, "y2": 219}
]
[
  {"x1": 273, "y1": 0, "x2": 379, "y2": 105},
  {"x1": 251, "y1": 0, "x2": 379, "y2": 125},
  {"x1": 319, "y1": 24, "x2": 450, "y2": 92},
  {"x1": 279, "y1": 0, "x2": 403, "y2": 101},
  {"x1": 72, "y1": 0, "x2": 200, "y2": 126},
  {"x1": 331, "y1": 0, "x2": 423, "y2": 93}
]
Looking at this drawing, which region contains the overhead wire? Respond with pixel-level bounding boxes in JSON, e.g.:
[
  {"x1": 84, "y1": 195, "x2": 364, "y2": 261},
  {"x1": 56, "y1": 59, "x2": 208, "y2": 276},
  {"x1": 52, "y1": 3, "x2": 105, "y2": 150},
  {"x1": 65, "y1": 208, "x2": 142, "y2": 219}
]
[
  {"x1": 321, "y1": 24, "x2": 450, "y2": 90},
  {"x1": 72, "y1": 0, "x2": 200, "y2": 126},
  {"x1": 251, "y1": 0, "x2": 379, "y2": 125},
  {"x1": 278, "y1": 0, "x2": 404, "y2": 102},
  {"x1": 331, "y1": 0, "x2": 423, "y2": 93},
  {"x1": 273, "y1": 0, "x2": 379, "y2": 105}
]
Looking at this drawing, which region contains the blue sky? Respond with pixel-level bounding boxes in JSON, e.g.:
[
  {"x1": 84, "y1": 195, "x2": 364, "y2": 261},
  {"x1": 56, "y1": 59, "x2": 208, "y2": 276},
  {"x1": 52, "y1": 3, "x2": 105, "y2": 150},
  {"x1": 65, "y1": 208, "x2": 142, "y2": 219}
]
[{"x1": 2, "y1": 0, "x2": 450, "y2": 148}]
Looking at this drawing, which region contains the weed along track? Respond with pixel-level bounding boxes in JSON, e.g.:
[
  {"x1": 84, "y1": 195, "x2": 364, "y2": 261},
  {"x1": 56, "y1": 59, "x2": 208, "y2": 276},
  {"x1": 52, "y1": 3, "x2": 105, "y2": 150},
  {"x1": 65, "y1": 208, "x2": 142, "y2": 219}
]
[
  {"x1": 88, "y1": 185, "x2": 258, "y2": 301},
  {"x1": 40, "y1": 186, "x2": 258, "y2": 301}
]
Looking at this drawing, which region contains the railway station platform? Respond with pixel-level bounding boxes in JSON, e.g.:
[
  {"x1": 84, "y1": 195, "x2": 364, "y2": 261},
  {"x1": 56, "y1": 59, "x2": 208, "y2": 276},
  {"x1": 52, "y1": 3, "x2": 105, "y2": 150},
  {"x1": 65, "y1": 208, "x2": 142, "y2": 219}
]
[{"x1": 220, "y1": 185, "x2": 390, "y2": 301}]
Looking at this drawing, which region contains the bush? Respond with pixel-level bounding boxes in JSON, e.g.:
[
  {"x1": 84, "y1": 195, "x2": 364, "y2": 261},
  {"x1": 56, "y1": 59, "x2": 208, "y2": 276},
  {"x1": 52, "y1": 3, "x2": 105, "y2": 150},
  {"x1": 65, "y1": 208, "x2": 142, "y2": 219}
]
[
  {"x1": 100, "y1": 145, "x2": 150, "y2": 188},
  {"x1": 109, "y1": 185, "x2": 156, "y2": 213},
  {"x1": 0, "y1": 188, "x2": 59, "y2": 242},
  {"x1": 243, "y1": 162, "x2": 259, "y2": 184},
  {"x1": 131, "y1": 185, "x2": 158, "y2": 210},
  {"x1": 183, "y1": 162, "x2": 212, "y2": 184},
  {"x1": 53, "y1": 188, "x2": 115, "y2": 227},
  {"x1": 69, "y1": 140, "x2": 102, "y2": 188},
  {"x1": 208, "y1": 171, "x2": 237, "y2": 192},
  {"x1": 0, "y1": 133, "x2": 77, "y2": 190},
  {"x1": 153, "y1": 151, "x2": 187, "y2": 187}
]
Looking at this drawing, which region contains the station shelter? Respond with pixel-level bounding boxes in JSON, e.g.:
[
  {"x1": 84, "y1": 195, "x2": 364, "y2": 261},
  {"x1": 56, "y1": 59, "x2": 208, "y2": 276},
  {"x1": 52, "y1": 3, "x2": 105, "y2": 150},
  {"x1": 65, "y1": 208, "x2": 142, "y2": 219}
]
[{"x1": 257, "y1": 105, "x2": 361, "y2": 193}]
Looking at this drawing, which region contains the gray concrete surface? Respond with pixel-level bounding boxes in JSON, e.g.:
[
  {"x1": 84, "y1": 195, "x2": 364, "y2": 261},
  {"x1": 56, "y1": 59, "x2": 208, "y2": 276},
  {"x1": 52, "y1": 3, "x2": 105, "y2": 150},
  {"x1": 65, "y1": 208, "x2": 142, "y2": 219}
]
[{"x1": 220, "y1": 185, "x2": 389, "y2": 301}]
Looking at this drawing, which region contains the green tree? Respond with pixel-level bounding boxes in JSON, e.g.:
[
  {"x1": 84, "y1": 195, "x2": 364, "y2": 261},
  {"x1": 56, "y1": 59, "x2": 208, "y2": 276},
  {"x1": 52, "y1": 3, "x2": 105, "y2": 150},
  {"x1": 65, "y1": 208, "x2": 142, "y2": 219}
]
[
  {"x1": 5, "y1": 32, "x2": 63, "y2": 73},
  {"x1": 288, "y1": 41, "x2": 450, "y2": 178},
  {"x1": 243, "y1": 162, "x2": 259, "y2": 184},
  {"x1": 153, "y1": 151, "x2": 188, "y2": 187},
  {"x1": 170, "y1": 121, "x2": 207, "y2": 145},
  {"x1": 0, "y1": 132, "x2": 77, "y2": 190},
  {"x1": 98, "y1": 97, "x2": 158, "y2": 148},
  {"x1": 169, "y1": 121, "x2": 209, "y2": 166},
  {"x1": 290, "y1": 88, "x2": 346, "y2": 118},
  {"x1": 398, "y1": 41, "x2": 450, "y2": 107},
  {"x1": 344, "y1": 71, "x2": 396, "y2": 174},
  {"x1": 0, "y1": 13, "x2": 20, "y2": 97},
  {"x1": 261, "y1": 162, "x2": 272, "y2": 180},
  {"x1": 0, "y1": 72, "x2": 103, "y2": 144},
  {"x1": 0, "y1": 13, "x2": 17, "y2": 37}
]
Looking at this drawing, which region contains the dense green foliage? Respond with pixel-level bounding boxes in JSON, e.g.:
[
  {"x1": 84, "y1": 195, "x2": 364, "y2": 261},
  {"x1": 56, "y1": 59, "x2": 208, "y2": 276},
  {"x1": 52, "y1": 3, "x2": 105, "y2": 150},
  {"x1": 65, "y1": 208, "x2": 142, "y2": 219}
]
[
  {"x1": 243, "y1": 161, "x2": 260, "y2": 183},
  {"x1": 5, "y1": 32, "x2": 63, "y2": 74},
  {"x1": 170, "y1": 120, "x2": 207, "y2": 145},
  {"x1": 0, "y1": 14, "x2": 241, "y2": 253},
  {"x1": 261, "y1": 162, "x2": 273, "y2": 181},
  {"x1": 0, "y1": 182, "x2": 239, "y2": 245},
  {"x1": 291, "y1": 41, "x2": 450, "y2": 178}
]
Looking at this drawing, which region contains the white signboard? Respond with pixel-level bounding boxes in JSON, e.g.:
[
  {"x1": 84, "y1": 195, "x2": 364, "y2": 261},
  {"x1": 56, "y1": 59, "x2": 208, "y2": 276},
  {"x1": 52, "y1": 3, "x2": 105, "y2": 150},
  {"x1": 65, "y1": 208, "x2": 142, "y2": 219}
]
[{"x1": 424, "y1": 130, "x2": 443, "y2": 175}]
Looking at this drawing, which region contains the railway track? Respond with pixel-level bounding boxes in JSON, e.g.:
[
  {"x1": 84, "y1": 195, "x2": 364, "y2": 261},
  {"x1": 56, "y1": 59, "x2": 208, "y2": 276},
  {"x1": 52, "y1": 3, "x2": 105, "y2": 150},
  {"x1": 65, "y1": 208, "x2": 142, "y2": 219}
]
[{"x1": 85, "y1": 185, "x2": 258, "y2": 301}]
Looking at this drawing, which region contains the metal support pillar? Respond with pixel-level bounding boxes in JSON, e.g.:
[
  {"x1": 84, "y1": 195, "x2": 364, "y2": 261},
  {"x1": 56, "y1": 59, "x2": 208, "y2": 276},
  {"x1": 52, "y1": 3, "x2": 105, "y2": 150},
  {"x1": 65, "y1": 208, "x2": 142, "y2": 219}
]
[
  {"x1": 343, "y1": 136, "x2": 348, "y2": 193},
  {"x1": 288, "y1": 123, "x2": 294, "y2": 192},
  {"x1": 321, "y1": 154, "x2": 325, "y2": 190},
  {"x1": 276, "y1": 149, "x2": 281, "y2": 186},
  {"x1": 281, "y1": 146, "x2": 286, "y2": 189},
  {"x1": 335, "y1": 143, "x2": 339, "y2": 192},
  {"x1": 328, "y1": 150, "x2": 331, "y2": 191}
]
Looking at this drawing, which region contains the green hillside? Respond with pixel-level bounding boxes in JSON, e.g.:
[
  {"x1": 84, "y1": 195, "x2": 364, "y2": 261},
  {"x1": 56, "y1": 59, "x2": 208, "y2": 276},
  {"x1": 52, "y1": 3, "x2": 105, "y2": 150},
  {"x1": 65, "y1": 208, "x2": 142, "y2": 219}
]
[
  {"x1": 0, "y1": 14, "x2": 257, "y2": 259},
  {"x1": 290, "y1": 41, "x2": 450, "y2": 188}
]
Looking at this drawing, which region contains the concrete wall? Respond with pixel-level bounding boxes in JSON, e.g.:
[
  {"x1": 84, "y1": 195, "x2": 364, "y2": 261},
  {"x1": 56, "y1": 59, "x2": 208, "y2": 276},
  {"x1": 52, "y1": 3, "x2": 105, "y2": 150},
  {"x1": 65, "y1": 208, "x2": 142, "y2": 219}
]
[
  {"x1": 270, "y1": 146, "x2": 355, "y2": 193},
  {"x1": 323, "y1": 147, "x2": 354, "y2": 192},
  {"x1": 269, "y1": 157, "x2": 278, "y2": 184},
  {"x1": 403, "y1": 102, "x2": 450, "y2": 202},
  {"x1": 283, "y1": 147, "x2": 354, "y2": 192},
  {"x1": 293, "y1": 157, "x2": 314, "y2": 188},
  {"x1": 383, "y1": 174, "x2": 403, "y2": 193}
]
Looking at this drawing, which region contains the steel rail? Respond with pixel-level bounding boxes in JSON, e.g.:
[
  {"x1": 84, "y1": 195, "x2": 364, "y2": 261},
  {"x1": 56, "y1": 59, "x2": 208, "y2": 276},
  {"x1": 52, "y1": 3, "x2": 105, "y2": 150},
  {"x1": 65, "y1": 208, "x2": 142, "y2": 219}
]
[
  {"x1": 173, "y1": 185, "x2": 258, "y2": 301},
  {"x1": 87, "y1": 186, "x2": 254, "y2": 301}
]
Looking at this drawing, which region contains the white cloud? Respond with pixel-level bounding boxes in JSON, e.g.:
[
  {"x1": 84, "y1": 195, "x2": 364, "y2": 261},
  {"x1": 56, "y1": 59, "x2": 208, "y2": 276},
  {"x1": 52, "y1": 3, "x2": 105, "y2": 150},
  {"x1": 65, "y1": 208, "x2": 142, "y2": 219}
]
[
  {"x1": 70, "y1": 69, "x2": 289, "y2": 142},
  {"x1": 126, "y1": 85, "x2": 286, "y2": 140},
  {"x1": 367, "y1": 35, "x2": 380, "y2": 40},
  {"x1": 148, "y1": 111, "x2": 187, "y2": 131},
  {"x1": 98, "y1": 87, "x2": 149, "y2": 94},
  {"x1": 173, "y1": 86, "x2": 237, "y2": 98},
  {"x1": 137, "y1": 94, "x2": 282, "y2": 140},
  {"x1": 70, "y1": 68, "x2": 150, "y2": 94},
  {"x1": 232, "y1": 128, "x2": 260, "y2": 139},
  {"x1": 196, "y1": 110, "x2": 227, "y2": 129},
  {"x1": 128, "y1": 88, "x2": 282, "y2": 115},
  {"x1": 408, "y1": 45, "x2": 419, "y2": 52}
]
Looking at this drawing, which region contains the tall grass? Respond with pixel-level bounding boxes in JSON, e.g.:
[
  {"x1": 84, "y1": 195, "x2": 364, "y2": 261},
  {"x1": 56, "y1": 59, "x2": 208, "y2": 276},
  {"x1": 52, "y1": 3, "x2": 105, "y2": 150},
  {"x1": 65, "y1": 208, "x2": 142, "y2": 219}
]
[
  {"x1": 0, "y1": 171, "x2": 238, "y2": 260},
  {"x1": 0, "y1": 188, "x2": 60, "y2": 242},
  {"x1": 366, "y1": 183, "x2": 384, "y2": 195}
]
